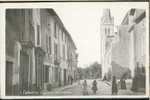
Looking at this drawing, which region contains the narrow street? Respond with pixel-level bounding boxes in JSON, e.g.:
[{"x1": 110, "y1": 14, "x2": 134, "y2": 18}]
[
  {"x1": 59, "y1": 79, "x2": 112, "y2": 95},
  {"x1": 43, "y1": 79, "x2": 111, "y2": 96},
  {"x1": 42, "y1": 79, "x2": 145, "y2": 96}
]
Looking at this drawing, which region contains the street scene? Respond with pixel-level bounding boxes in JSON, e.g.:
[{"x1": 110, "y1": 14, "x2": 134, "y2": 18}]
[
  {"x1": 5, "y1": 3, "x2": 148, "y2": 96},
  {"x1": 42, "y1": 79, "x2": 144, "y2": 96}
]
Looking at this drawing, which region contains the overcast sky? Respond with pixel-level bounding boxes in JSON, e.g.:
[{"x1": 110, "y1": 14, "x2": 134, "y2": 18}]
[
  {"x1": 52, "y1": 2, "x2": 147, "y2": 68},
  {"x1": 2, "y1": 2, "x2": 146, "y2": 68}
]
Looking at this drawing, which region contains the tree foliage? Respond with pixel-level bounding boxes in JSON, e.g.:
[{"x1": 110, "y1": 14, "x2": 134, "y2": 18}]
[{"x1": 77, "y1": 62, "x2": 102, "y2": 79}]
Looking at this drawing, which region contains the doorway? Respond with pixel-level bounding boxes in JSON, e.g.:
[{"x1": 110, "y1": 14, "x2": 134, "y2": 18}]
[
  {"x1": 6, "y1": 61, "x2": 13, "y2": 95},
  {"x1": 20, "y1": 51, "x2": 29, "y2": 94}
]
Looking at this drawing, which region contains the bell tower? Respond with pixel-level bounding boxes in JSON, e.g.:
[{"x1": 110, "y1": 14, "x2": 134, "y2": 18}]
[{"x1": 100, "y1": 9, "x2": 115, "y2": 80}]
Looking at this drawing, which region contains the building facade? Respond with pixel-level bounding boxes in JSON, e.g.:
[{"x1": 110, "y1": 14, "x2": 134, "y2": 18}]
[
  {"x1": 100, "y1": 9, "x2": 116, "y2": 80},
  {"x1": 6, "y1": 9, "x2": 41, "y2": 95},
  {"x1": 128, "y1": 9, "x2": 146, "y2": 92},
  {"x1": 111, "y1": 12, "x2": 134, "y2": 78},
  {"x1": 111, "y1": 9, "x2": 146, "y2": 92},
  {"x1": 6, "y1": 9, "x2": 78, "y2": 95}
]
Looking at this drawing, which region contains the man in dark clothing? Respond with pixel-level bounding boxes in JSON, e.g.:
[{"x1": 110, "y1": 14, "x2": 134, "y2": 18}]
[
  {"x1": 112, "y1": 76, "x2": 118, "y2": 95},
  {"x1": 120, "y1": 78, "x2": 127, "y2": 89},
  {"x1": 92, "y1": 80, "x2": 98, "y2": 94},
  {"x1": 71, "y1": 76, "x2": 73, "y2": 85}
]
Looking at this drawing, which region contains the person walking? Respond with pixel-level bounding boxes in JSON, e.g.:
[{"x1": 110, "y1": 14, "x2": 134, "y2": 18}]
[
  {"x1": 112, "y1": 76, "x2": 118, "y2": 95},
  {"x1": 92, "y1": 80, "x2": 98, "y2": 95},
  {"x1": 122, "y1": 79, "x2": 127, "y2": 89},
  {"x1": 71, "y1": 76, "x2": 73, "y2": 85},
  {"x1": 82, "y1": 80, "x2": 88, "y2": 95},
  {"x1": 120, "y1": 78, "x2": 127, "y2": 89}
]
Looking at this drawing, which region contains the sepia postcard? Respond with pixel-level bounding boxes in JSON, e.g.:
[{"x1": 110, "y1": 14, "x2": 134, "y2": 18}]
[{"x1": 0, "y1": 1, "x2": 149, "y2": 99}]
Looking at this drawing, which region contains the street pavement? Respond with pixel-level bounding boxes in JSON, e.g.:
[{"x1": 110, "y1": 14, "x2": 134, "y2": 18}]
[
  {"x1": 42, "y1": 79, "x2": 145, "y2": 96},
  {"x1": 42, "y1": 79, "x2": 111, "y2": 96}
]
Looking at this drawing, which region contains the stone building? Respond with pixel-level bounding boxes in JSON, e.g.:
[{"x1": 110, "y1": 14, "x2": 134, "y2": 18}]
[
  {"x1": 111, "y1": 12, "x2": 134, "y2": 78},
  {"x1": 128, "y1": 9, "x2": 146, "y2": 92},
  {"x1": 6, "y1": 9, "x2": 43, "y2": 95},
  {"x1": 40, "y1": 9, "x2": 78, "y2": 90},
  {"x1": 100, "y1": 9, "x2": 116, "y2": 80},
  {"x1": 6, "y1": 9, "x2": 78, "y2": 95},
  {"x1": 111, "y1": 9, "x2": 146, "y2": 92}
]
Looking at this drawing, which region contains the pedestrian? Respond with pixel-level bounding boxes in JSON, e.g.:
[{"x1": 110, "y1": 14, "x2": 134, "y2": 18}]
[
  {"x1": 131, "y1": 76, "x2": 138, "y2": 92},
  {"x1": 112, "y1": 76, "x2": 118, "y2": 95},
  {"x1": 82, "y1": 80, "x2": 88, "y2": 95},
  {"x1": 103, "y1": 75, "x2": 107, "y2": 81},
  {"x1": 120, "y1": 78, "x2": 127, "y2": 89},
  {"x1": 71, "y1": 76, "x2": 73, "y2": 85},
  {"x1": 122, "y1": 79, "x2": 127, "y2": 89},
  {"x1": 92, "y1": 80, "x2": 98, "y2": 94},
  {"x1": 120, "y1": 78, "x2": 123, "y2": 89}
]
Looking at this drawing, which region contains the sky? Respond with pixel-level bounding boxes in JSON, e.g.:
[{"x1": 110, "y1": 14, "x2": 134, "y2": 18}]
[{"x1": 51, "y1": 2, "x2": 147, "y2": 68}]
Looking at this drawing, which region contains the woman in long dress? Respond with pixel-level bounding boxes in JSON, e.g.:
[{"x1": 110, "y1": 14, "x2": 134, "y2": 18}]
[
  {"x1": 92, "y1": 80, "x2": 98, "y2": 94},
  {"x1": 112, "y1": 76, "x2": 118, "y2": 95},
  {"x1": 82, "y1": 80, "x2": 88, "y2": 95}
]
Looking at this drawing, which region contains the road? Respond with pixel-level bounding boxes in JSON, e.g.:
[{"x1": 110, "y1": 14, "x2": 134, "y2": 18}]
[
  {"x1": 43, "y1": 79, "x2": 111, "y2": 96},
  {"x1": 58, "y1": 79, "x2": 112, "y2": 95},
  {"x1": 42, "y1": 79, "x2": 145, "y2": 96}
]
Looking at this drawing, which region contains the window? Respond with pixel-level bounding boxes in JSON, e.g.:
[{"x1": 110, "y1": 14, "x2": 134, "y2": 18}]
[
  {"x1": 108, "y1": 28, "x2": 110, "y2": 35},
  {"x1": 65, "y1": 36, "x2": 67, "y2": 43},
  {"x1": 62, "y1": 31, "x2": 63, "y2": 41},
  {"x1": 37, "y1": 25, "x2": 40, "y2": 45},
  {"x1": 29, "y1": 23, "x2": 34, "y2": 42},
  {"x1": 49, "y1": 36, "x2": 51, "y2": 54},
  {"x1": 55, "y1": 67, "x2": 58, "y2": 82},
  {"x1": 48, "y1": 23, "x2": 51, "y2": 33},
  {"x1": 64, "y1": 34, "x2": 66, "y2": 41},
  {"x1": 105, "y1": 28, "x2": 107, "y2": 35},
  {"x1": 20, "y1": 32, "x2": 24, "y2": 41},
  {"x1": 46, "y1": 35, "x2": 48, "y2": 52},
  {"x1": 63, "y1": 45, "x2": 65, "y2": 60},
  {"x1": 54, "y1": 22, "x2": 58, "y2": 38},
  {"x1": 54, "y1": 43, "x2": 58, "y2": 59},
  {"x1": 44, "y1": 66, "x2": 49, "y2": 82}
]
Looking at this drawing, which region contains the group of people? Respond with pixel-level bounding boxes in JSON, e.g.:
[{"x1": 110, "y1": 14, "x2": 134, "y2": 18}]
[
  {"x1": 80, "y1": 79, "x2": 98, "y2": 95},
  {"x1": 80, "y1": 76, "x2": 127, "y2": 95},
  {"x1": 112, "y1": 76, "x2": 127, "y2": 95}
]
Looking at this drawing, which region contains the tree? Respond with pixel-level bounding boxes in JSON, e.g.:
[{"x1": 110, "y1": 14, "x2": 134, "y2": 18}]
[
  {"x1": 77, "y1": 62, "x2": 102, "y2": 79},
  {"x1": 87, "y1": 62, "x2": 102, "y2": 79}
]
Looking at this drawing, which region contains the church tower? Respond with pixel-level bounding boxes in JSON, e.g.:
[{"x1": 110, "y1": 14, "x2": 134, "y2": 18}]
[{"x1": 100, "y1": 9, "x2": 115, "y2": 79}]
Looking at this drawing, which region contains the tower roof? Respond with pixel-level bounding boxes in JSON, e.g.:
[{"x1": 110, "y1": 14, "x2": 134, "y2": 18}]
[
  {"x1": 101, "y1": 9, "x2": 114, "y2": 24},
  {"x1": 103, "y1": 9, "x2": 111, "y2": 18}
]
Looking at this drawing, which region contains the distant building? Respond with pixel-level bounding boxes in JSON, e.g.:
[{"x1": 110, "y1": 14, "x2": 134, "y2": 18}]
[
  {"x1": 6, "y1": 9, "x2": 78, "y2": 95},
  {"x1": 100, "y1": 9, "x2": 116, "y2": 79}
]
